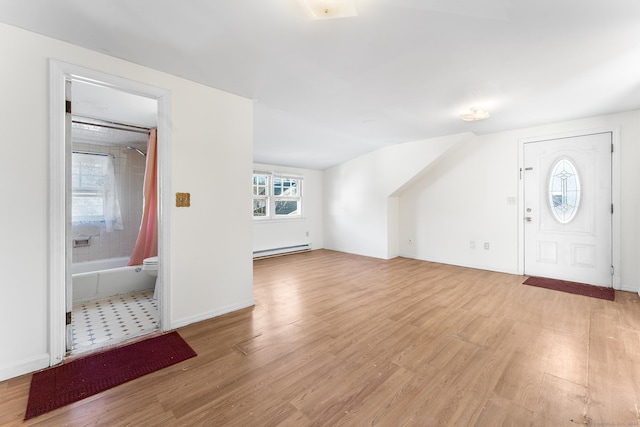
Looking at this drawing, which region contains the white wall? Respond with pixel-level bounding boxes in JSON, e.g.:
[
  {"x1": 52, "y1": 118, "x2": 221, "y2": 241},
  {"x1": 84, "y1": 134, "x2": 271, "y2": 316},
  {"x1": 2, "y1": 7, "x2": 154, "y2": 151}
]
[
  {"x1": 399, "y1": 133, "x2": 519, "y2": 273},
  {"x1": 0, "y1": 23, "x2": 254, "y2": 381},
  {"x1": 399, "y1": 111, "x2": 640, "y2": 290},
  {"x1": 323, "y1": 133, "x2": 473, "y2": 259},
  {"x1": 253, "y1": 163, "x2": 323, "y2": 254},
  {"x1": 323, "y1": 109, "x2": 639, "y2": 290}
]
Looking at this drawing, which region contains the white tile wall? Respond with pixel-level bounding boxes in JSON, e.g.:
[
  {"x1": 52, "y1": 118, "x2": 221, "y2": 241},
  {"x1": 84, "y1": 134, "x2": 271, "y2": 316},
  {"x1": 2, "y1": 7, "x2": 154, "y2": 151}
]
[{"x1": 71, "y1": 124, "x2": 148, "y2": 263}]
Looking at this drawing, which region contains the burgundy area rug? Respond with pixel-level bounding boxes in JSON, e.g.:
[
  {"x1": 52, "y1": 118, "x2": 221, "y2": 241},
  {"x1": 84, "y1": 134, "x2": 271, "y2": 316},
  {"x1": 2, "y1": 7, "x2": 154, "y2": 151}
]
[
  {"x1": 24, "y1": 331, "x2": 196, "y2": 420},
  {"x1": 523, "y1": 276, "x2": 615, "y2": 301}
]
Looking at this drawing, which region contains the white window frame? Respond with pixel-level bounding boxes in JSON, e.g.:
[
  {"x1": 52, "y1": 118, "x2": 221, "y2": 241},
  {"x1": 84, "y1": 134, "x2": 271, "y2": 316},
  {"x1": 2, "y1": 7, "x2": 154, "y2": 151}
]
[
  {"x1": 253, "y1": 171, "x2": 303, "y2": 220},
  {"x1": 71, "y1": 152, "x2": 113, "y2": 225},
  {"x1": 252, "y1": 173, "x2": 270, "y2": 218}
]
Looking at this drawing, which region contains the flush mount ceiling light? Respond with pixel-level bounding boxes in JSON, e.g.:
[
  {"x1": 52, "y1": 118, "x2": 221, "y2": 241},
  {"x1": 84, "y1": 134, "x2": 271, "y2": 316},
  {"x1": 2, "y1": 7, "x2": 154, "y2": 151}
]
[
  {"x1": 299, "y1": 0, "x2": 358, "y2": 19},
  {"x1": 460, "y1": 107, "x2": 490, "y2": 122}
]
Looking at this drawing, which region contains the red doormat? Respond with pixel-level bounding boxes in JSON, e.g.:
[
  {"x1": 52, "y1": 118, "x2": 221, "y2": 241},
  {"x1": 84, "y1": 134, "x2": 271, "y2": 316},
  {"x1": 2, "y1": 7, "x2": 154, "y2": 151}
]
[
  {"x1": 523, "y1": 276, "x2": 615, "y2": 301},
  {"x1": 24, "y1": 331, "x2": 196, "y2": 420}
]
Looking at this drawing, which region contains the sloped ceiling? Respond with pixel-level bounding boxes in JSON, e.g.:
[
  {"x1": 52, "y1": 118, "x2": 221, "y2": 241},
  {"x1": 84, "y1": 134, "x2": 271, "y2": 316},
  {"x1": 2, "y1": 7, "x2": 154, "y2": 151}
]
[{"x1": 1, "y1": 0, "x2": 639, "y2": 169}]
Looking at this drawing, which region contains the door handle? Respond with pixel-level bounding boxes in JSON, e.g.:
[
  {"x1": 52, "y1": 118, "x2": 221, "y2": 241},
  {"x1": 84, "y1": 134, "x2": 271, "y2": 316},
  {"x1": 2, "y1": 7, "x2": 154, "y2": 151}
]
[{"x1": 525, "y1": 217, "x2": 533, "y2": 222}]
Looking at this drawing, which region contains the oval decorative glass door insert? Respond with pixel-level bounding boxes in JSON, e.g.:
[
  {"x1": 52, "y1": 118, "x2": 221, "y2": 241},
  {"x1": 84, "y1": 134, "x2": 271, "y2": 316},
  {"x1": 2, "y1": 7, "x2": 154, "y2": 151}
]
[{"x1": 548, "y1": 158, "x2": 581, "y2": 223}]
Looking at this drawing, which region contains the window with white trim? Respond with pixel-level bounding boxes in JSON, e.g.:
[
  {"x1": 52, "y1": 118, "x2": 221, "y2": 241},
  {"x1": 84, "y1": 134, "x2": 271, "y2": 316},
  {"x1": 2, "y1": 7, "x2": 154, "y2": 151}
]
[
  {"x1": 72, "y1": 152, "x2": 123, "y2": 231},
  {"x1": 252, "y1": 174, "x2": 269, "y2": 217},
  {"x1": 253, "y1": 172, "x2": 302, "y2": 219}
]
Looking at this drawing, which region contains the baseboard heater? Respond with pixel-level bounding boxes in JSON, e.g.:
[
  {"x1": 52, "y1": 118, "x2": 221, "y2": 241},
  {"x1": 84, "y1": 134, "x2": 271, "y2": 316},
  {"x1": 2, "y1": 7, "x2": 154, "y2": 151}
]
[{"x1": 253, "y1": 244, "x2": 311, "y2": 259}]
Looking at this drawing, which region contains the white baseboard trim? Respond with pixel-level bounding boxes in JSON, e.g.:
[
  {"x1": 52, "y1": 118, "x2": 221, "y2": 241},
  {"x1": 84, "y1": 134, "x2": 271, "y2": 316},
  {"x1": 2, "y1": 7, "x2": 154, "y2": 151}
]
[
  {"x1": 170, "y1": 299, "x2": 255, "y2": 330},
  {"x1": 399, "y1": 254, "x2": 519, "y2": 276},
  {"x1": 400, "y1": 254, "x2": 640, "y2": 293},
  {"x1": 0, "y1": 353, "x2": 50, "y2": 382}
]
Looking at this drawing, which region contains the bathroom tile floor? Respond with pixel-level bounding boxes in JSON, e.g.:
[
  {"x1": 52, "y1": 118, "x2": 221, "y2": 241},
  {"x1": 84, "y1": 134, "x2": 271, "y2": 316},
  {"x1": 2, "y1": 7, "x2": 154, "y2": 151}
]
[{"x1": 71, "y1": 289, "x2": 159, "y2": 355}]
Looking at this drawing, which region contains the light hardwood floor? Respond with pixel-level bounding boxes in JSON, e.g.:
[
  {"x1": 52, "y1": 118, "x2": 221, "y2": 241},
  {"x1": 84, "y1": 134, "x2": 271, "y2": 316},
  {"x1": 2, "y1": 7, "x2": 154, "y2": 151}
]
[{"x1": 2, "y1": 249, "x2": 640, "y2": 426}]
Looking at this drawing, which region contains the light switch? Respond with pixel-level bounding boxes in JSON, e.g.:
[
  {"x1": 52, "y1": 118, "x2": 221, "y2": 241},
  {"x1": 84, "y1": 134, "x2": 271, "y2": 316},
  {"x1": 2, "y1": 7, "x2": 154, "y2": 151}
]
[{"x1": 176, "y1": 192, "x2": 190, "y2": 207}]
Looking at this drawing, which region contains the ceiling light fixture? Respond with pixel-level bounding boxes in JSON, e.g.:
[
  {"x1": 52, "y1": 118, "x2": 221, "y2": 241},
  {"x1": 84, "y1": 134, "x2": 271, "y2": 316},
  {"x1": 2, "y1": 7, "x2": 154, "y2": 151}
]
[
  {"x1": 460, "y1": 107, "x2": 490, "y2": 122},
  {"x1": 299, "y1": 0, "x2": 358, "y2": 19}
]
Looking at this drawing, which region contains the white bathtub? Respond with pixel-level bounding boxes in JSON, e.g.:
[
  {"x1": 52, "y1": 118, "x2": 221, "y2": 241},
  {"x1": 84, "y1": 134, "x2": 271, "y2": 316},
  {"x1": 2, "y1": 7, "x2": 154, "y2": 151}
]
[{"x1": 72, "y1": 256, "x2": 156, "y2": 303}]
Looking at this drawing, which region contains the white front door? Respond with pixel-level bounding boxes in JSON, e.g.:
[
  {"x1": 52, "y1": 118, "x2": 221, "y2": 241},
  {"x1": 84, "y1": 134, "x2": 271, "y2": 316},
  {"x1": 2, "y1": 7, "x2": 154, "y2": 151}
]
[{"x1": 523, "y1": 132, "x2": 612, "y2": 287}]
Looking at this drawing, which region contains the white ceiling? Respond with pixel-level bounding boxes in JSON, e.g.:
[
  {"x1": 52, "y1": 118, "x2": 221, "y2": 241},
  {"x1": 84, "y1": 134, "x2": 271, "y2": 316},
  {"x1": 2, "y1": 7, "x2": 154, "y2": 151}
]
[{"x1": 1, "y1": 0, "x2": 640, "y2": 170}]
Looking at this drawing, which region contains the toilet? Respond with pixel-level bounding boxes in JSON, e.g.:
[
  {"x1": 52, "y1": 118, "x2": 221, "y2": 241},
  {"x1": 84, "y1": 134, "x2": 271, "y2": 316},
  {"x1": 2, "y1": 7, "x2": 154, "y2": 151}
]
[
  {"x1": 142, "y1": 256, "x2": 158, "y2": 276},
  {"x1": 142, "y1": 256, "x2": 159, "y2": 299}
]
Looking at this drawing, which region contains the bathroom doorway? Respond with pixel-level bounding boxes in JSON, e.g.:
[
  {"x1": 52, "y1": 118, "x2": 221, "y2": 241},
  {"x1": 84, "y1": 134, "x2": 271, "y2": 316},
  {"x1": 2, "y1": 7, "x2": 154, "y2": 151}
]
[
  {"x1": 49, "y1": 60, "x2": 172, "y2": 365},
  {"x1": 69, "y1": 81, "x2": 159, "y2": 354}
]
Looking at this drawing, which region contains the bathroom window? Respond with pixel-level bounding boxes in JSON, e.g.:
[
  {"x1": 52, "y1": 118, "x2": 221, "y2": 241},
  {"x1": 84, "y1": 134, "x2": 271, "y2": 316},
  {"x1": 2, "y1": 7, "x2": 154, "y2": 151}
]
[
  {"x1": 253, "y1": 172, "x2": 302, "y2": 219},
  {"x1": 72, "y1": 152, "x2": 123, "y2": 231}
]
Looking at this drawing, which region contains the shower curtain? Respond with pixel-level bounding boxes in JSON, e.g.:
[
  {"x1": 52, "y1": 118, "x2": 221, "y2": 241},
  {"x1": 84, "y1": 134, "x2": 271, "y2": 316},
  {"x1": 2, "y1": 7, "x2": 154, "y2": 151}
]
[{"x1": 128, "y1": 129, "x2": 158, "y2": 266}]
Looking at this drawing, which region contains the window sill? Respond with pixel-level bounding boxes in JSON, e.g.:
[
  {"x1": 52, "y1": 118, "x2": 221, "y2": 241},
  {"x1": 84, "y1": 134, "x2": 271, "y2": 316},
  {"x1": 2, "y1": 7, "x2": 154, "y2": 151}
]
[{"x1": 253, "y1": 217, "x2": 306, "y2": 224}]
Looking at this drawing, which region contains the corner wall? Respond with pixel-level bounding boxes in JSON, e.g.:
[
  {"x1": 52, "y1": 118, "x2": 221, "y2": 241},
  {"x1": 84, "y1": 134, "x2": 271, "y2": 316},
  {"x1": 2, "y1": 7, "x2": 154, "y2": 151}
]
[
  {"x1": 253, "y1": 163, "x2": 324, "y2": 254},
  {"x1": 398, "y1": 133, "x2": 519, "y2": 273},
  {"x1": 323, "y1": 133, "x2": 472, "y2": 259}
]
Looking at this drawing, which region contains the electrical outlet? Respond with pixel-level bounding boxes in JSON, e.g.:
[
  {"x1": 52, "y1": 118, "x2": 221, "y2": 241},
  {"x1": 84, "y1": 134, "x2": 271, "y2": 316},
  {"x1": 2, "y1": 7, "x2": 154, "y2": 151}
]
[
  {"x1": 484, "y1": 242, "x2": 490, "y2": 250},
  {"x1": 176, "y1": 192, "x2": 190, "y2": 207},
  {"x1": 306, "y1": 231, "x2": 309, "y2": 237},
  {"x1": 470, "y1": 241, "x2": 475, "y2": 249}
]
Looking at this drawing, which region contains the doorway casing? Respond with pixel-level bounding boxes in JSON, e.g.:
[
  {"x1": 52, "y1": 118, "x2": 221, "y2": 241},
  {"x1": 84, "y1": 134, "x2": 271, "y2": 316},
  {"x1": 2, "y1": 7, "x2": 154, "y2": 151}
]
[
  {"x1": 517, "y1": 128, "x2": 621, "y2": 290},
  {"x1": 49, "y1": 60, "x2": 172, "y2": 366}
]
